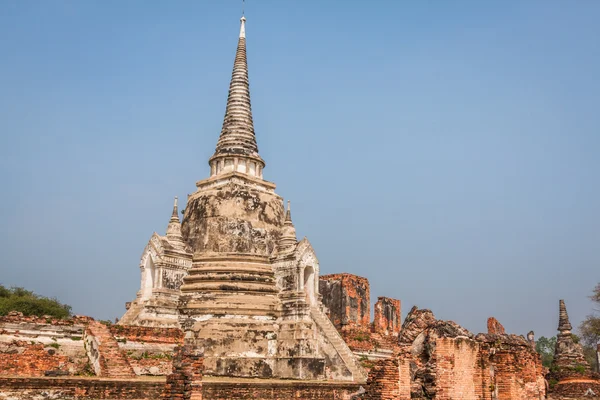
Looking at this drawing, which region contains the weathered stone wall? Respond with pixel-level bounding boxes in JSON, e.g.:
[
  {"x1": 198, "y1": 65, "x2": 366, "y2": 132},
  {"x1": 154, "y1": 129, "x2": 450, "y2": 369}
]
[
  {"x1": 373, "y1": 297, "x2": 401, "y2": 337},
  {"x1": 181, "y1": 177, "x2": 284, "y2": 256},
  {"x1": 319, "y1": 273, "x2": 370, "y2": 330}
]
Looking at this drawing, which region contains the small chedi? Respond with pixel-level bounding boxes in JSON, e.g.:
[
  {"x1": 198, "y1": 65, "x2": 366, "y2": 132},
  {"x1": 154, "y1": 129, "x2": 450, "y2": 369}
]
[
  {"x1": 0, "y1": 13, "x2": 590, "y2": 400},
  {"x1": 547, "y1": 300, "x2": 600, "y2": 399}
]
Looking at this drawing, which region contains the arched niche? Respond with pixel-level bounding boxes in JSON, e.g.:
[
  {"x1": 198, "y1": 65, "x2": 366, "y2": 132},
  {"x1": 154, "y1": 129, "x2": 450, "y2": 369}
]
[
  {"x1": 303, "y1": 266, "x2": 316, "y2": 306},
  {"x1": 141, "y1": 255, "x2": 156, "y2": 300}
]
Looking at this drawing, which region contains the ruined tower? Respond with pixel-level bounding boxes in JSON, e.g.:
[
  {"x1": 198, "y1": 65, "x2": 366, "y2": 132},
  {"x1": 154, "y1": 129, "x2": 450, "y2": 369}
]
[
  {"x1": 552, "y1": 299, "x2": 591, "y2": 374},
  {"x1": 121, "y1": 15, "x2": 366, "y2": 383}
]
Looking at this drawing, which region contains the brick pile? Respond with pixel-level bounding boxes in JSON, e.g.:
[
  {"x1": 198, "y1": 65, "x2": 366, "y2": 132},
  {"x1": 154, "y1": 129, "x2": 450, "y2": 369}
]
[{"x1": 0, "y1": 340, "x2": 70, "y2": 377}]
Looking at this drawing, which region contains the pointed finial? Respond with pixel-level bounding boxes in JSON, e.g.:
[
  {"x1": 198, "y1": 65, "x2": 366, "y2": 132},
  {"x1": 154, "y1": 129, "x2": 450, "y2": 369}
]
[
  {"x1": 558, "y1": 299, "x2": 573, "y2": 333},
  {"x1": 285, "y1": 200, "x2": 292, "y2": 222},
  {"x1": 240, "y1": 15, "x2": 246, "y2": 39},
  {"x1": 171, "y1": 196, "x2": 179, "y2": 219}
]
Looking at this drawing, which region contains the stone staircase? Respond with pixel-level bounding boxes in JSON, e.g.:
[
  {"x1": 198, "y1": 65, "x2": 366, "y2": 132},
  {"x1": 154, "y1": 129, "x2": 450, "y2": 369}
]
[
  {"x1": 311, "y1": 306, "x2": 368, "y2": 383},
  {"x1": 117, "y1": 301, "x2": 143, "y2": 326},
  {"x1": 85, "y1": 321, "x2": 135, "y2": 378}
]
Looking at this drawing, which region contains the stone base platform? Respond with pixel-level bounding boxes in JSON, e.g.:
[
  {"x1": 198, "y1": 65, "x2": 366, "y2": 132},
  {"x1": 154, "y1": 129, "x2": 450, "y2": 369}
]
[{"x1": 549, "y1": 378, "x2": 600, "y2": 399}]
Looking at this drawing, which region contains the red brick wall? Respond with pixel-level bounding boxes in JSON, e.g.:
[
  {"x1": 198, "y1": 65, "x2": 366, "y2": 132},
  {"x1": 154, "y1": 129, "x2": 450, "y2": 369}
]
[
  {"x1": 0, "y1": 377, "x2": 361, "y2": 400},
  {"x1": 363, "y1": 348, "x2": 411, "y2": 399},
  {"x1": 0, "y1": 377, "x2": 164, "y2": 399},
  {"x1": 435, "y1": 337, "x2": 480, "y2": 400},
  {"x1": 202, "y1": 381, "x2": 360, "y2": 399},
  {"x1": 493, "y1": 346, "x2": 545, "y2": 400},
  {"x1": 0, "y1": 341, "x2": 70, "y2": 377},
  {"x1": 163, "y1": 345, "x2": 203, "y2": 400}
]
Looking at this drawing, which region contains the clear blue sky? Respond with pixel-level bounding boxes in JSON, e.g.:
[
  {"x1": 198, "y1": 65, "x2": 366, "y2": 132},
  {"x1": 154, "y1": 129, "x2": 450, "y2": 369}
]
[{"x1": 1, "y1": 1, "x2": 598, "y2": 339}]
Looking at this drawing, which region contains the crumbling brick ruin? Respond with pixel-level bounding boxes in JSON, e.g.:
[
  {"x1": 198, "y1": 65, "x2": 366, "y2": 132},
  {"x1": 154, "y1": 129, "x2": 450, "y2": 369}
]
[
  {"x1": 320, "y1": 274, "x2": 371, "y2": 331},
  {"x1": 487, "y1": 317, "x2": 506, "y2": 335},
  {"x1": 374, "y1": 297, "x2": 401, "y2": 337},
  {"x1": 319, "y1": 274, "x2": 401, "y2": 370},
  {"x1": 363, "y1": 307, "x2": 546, "y2": 400}
]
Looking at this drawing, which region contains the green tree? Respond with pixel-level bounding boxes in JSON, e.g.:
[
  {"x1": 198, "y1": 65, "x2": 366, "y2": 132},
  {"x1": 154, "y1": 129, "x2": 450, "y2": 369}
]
[
  {"x1": 579, "y1": 283, "x2": 600, "y2": 372},
  {"x1": 0, "y1": 284, "x2": 72, "y2": 319},
  {"x1": 536, "y1": 336, "x2": 556, "y2": 368}
]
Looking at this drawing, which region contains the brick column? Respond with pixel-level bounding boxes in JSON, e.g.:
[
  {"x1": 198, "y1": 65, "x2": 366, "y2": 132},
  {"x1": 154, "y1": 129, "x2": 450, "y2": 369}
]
[{"x1": 163, "y1": 345, "x2": 203, "y2": 400}]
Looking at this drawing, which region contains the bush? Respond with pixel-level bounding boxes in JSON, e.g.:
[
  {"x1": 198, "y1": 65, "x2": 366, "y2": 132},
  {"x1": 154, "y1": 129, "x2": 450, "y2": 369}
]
[{"x1": 0, "y1": 285, "x2": 72, "y2": 319}]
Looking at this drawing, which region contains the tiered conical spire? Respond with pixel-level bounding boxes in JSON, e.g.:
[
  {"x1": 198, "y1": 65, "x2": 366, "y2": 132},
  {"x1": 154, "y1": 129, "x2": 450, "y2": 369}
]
[
  {"x1": 285, "y1": 200, "x2": 292, "y2": 222},
  {"x1": 558, "y1": 299, "x2": 573, "y2": 333},
  {"x1": 278, "y1": 200, "x2": 297, "y2": 251},
  {"x1": 166, "y1": 197, "x2": 184, "y2": 243},
  {"x1": 209, "y1": 16, "x2": 265, "y2": 178}
]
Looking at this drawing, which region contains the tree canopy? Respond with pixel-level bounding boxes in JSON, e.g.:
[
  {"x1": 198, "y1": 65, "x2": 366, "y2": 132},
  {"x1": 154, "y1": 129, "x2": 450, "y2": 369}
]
[
  {"x1": 535, "y1": 336, "x2": 556, "y2": 368},
  {"x1": 580, "y1": 283, "x2": 600, "y2": 346},
  {"x1": 579, "y1": 283, "x2": 600, "y2": 371},
  {"x1": 0, "y1": 285, "x2": 72, "y2": 319}
]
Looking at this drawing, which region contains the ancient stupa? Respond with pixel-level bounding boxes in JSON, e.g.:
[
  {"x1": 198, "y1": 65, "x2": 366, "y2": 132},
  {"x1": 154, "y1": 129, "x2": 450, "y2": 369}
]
[
  {"x1": 120, "y1": 15, "x2": 366, "y2": 382},
  {"x1": 552, "y1": 299, "x2": 590, "y2": 374}
]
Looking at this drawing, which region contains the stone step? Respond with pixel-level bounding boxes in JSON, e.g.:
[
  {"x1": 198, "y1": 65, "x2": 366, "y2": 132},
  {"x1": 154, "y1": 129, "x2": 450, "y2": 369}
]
[{"x1": 310, "y1": 307, "x2": 367, "y2": 383}]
